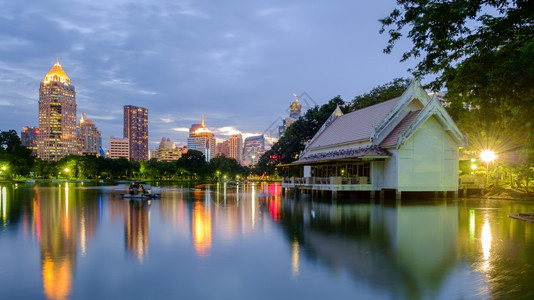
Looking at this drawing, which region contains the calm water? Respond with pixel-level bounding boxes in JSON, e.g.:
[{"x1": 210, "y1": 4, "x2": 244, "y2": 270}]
[{"x1": 1, "y1": 182, "x2": 533, "y2": 300}]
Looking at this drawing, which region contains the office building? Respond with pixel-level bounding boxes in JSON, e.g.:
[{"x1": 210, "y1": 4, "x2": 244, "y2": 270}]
[
  {"x1": 78, "y1": 113, "x2": 102, "y2": 156},
  {"x1": 124, "y1": 105, "x2": 148, "y2": 161},
  {"x1": 37, "y1": 59, "x2": 78, "y2": 161},
  {"x1": 229, "y1": 134, "x2": 243, "y2": 164},
  {"x1": 279, "y1": 94, "x2": 302, "y2": 137},
  {"x1": 242, "y1": 135, "x2": 265, "y2": 166},
  {"x1": 109, "y1": 137, "x2": 129, "y2": 159},
  {"x1": 187, "y1": 115, "x2": 216, "y2": 161}
]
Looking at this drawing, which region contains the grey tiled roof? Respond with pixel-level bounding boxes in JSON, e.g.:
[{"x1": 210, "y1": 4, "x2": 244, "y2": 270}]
[
  {"x1": 296, "y1": 145, "x2": 391, "y2": 163},
  {"x1": 379, "y1": 110, "x2": 421, "y2": 148},
  {"x1": 307, "y1": 97, "x2": 400, "y2": 149}
]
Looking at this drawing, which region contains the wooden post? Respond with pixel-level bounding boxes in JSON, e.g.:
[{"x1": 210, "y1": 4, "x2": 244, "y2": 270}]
[{"x1": 395, "y1": 190, "x2": 402, "y2": 201}]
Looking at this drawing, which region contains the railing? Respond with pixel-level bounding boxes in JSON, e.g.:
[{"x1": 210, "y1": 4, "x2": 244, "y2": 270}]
[{"x1": 283, "y1": 176, "x2": 369, "y2": 185}]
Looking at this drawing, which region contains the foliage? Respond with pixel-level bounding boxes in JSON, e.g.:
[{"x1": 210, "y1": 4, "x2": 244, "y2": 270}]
[
  {"x1": 379, "y1": 0, "x2": 533, "y2": 89},
  {"x1": 0, "y1": 130, "x2": 34, "y2": 176},
  {"x1": 351, "y1": 77, "x2": 411, "y2": 110},
  {"x1": 255, "y1": 96, "x2": 350, "y2": 176},
  {"x1": 380, "y1": 0, "x2": 534, "y2": 179},
  {"x1": 175, "y1": 150, "x2": 208, "y2": 180}
]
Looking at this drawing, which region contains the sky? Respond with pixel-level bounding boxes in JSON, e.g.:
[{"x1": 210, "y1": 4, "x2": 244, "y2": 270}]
[{"x1": 0, "y1": 0, "x2": 417, "y2": 150}]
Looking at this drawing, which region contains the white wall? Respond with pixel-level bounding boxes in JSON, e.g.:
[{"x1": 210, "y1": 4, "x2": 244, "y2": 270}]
[{"x1": 397, "y1": 116, "x2": 459, "y2": 191}]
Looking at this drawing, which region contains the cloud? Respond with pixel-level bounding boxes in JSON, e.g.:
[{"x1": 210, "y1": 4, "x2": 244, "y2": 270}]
[{"x1": 172, "y1": 127, "x2": 190, "y2": 133}]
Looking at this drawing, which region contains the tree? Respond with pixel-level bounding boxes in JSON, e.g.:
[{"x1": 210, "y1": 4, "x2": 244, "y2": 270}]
[
  {"x1": 209, "y1": 155, "x2": 240, "y2": 180},
  {"x1": 176, "y1": 150, "x2": 208, "y2": 180},
  {"x1": 0, "y1": 130, "x2": 34, "y2": 177},
  {"x1": 380, "y1": 0, "x2": 534, "y2": 180},
  {"x1": 256, "y1": 96, "x2": 350, "y2": 175},
  {"x1": 380, "y1": 0, "x2": 533, "y2": 89},
  {"x1": 352, "y1": 77, "x2": 411, "y2": 110}
]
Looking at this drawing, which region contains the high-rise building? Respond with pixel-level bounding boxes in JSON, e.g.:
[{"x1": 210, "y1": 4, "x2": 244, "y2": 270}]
[
  {"x1": 243, "y1": 135, "x2": 265, "y2": 166},
  {"x1": 21, "y1": 126, "x2": 39, "y2": 154},
  {"x1": 229, "y1": 134, "x2": 243, "y2": 164},
  {"x1": 279, "y1": 94, "x2": 302, "y2": 137},
  {"x1": 37, "y1": 59, "x2": 78, "y2": 161},
  {"x1": 216, "y1": 140, "x2": 230, "y2": 157},
  {"x1": 78, "y1": 113, "x2": 102, "y2": 156},
  {"x1": 124, "y1": 105, "x2": 148, "y2": 161},
  {"x1": 187, "y1": 115, "x2": 216, "y2": 161},
  {"x1": 109, "y1": 136, "x2": 129, "y2": 159}
]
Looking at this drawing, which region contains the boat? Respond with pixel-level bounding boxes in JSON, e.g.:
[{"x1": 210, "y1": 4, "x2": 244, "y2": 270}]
[
  {"x1": 120, "y1": 181, "x2": 161, "y2": 199},
  {"x1": 509, "y1": 212, "x2": 534, "y2": 223}
]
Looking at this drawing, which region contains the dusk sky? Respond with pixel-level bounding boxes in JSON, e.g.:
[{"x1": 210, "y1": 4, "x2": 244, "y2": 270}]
[{"x1": 0, "y1": 0, "x2": 418, "y2": 149}]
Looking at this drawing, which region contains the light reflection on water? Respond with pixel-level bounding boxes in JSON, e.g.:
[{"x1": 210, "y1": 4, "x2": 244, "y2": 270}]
[{"x1": 0, "y1": 182, "x2": 533, "y2": 299}]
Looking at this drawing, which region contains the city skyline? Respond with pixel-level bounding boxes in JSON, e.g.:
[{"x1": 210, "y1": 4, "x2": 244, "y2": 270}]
[{"x1": 0, "y1": 0, "x2": 416, "y2": 149}]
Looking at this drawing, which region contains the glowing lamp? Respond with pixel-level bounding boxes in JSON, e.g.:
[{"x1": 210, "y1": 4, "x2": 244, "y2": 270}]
[{"x1": 480, "y1": 150, "x2": 497, "y2": 163}]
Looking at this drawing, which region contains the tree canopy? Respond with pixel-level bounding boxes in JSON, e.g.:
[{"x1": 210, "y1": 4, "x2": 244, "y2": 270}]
[
  {"x1": 352, "y1": 77, "x2": 411, "y2": 110},
  {"x1": 380, "y1": 0, "x2": 534, "y2": 166}
]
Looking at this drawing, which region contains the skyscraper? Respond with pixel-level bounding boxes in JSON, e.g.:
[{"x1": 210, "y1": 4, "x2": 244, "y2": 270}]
[
  {"x1": 187, "y1": 115, "x2": 216, "y2": 161},
  {"x1": 124, "y1": 105, "x2": 148, "y2": 161},
  {"x1": 78, "y1": 113, "x2": 102, "y2": 156},
  {"x1": 279, "y1": 94, "x2": 302, "y2": 137},
  {"x1": 243, "y1": 135, "x2": 265, "y2": 166},
  {"x1": 37, "y1": 59, "x2": 78, "y2": 161},
  {"x1": 229, "y1": 134, "x2": 243, "y2": 164}
]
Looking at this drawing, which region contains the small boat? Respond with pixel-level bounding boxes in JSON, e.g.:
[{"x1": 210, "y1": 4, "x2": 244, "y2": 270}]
[
  {"x1": 120, "y1": 181, "x2": 161, "y2": 199},
  {"x1": 509, "y1": 212, "x2": 534, "y2": 223}
]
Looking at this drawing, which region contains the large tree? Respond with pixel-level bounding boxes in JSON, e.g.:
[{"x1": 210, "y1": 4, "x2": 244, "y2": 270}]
[
  {"x1": 0, "y1": 130, "x2": 34, "y2": 176},
  {"x1": 380, "y1": 0, "x2": 534, "y2": 166},
  {"x1": 352, "y1": 77, "x2": 411, "y2": 110}
]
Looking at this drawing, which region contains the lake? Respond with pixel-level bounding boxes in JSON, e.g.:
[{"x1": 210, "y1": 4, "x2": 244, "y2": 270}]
[{"x1": 1, "y1": 182, "x2": 533, "y2": 299}]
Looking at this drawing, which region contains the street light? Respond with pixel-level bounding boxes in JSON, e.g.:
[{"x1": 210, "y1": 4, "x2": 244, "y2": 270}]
[
  {"x1": 480, "y1": 150, "x2": 497, "y2": 189},
  {"x1": 64, "y1": 168, "x2": 70, "y2": 179}
]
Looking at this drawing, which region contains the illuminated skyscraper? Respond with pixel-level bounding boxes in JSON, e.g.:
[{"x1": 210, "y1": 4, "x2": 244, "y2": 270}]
[
  {"x1": 187, "y1": 115, "x2": 216, "y2": 161},
  {"x1": 229, "y1": 134, "x2": 243, "y2": 164},
  {"x1": 243, "y1": 135, "x2": 265, "y2": 166},
  {"x1": 279, "y1": 94, "x2": 302, "y2": 137},
  {"x1": 37, "y1": 59, "x2": 78, "y2": 161},
  {"x1": 78, "y1": 113, "x2": 102, "y2": 156},
  {"x1": 124, "y1": 105, "x2": 148, "y2": 161}
]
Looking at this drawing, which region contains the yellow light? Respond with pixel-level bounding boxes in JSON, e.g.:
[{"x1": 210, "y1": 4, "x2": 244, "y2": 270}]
[
  {"x1": 1, "y1": 166, "x2": 6, "y2": 171},
  {"x1": 480, "y1": 150, "x2": 497, "y2": 163},
  {"x1": 471, "y1": 164, "x2": 477, "y2": 170},
  {"x1": 64, "y1": 168, "x2": 69, "y2": 173}
]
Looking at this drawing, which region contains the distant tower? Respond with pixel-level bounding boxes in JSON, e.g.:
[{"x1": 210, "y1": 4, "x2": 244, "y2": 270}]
[
  {"x1": 78, "y1": 113, "x2": 102, "y2": 156},
  {"x1": 243, "y1": 135, "x2": 265, "y2": 166},
  {"x1": 37, "y1": 59, "x2": 78, "y2": 161},
  {"x1": 124, "y1": 105, "x2": 148, "y2": 161},
  {"x1": 187, "y1": 115, "x2": 216, "y2": 161},
  {"x1": 279, "y1": 94, "x2": 302, "y2": 137},
  {"x1": 229, "y1": 134, "x2": 243, "y2": 164},
  {"x1": 289, "y1": 93, "x2": 301, "y2": 119}
]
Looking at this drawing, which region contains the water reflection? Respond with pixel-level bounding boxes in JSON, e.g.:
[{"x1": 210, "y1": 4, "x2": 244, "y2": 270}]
[
  {"x1": 0, "y1": 183, "x2": 533, "y2": 299},
  {"x1": 192, "y1": 200, "x2": 212, "y2": 257},
  {"x1": 29, "y1": 183, "x2": 101, "y2": 300},
  {"x1": 124, "y1": 200, "x2": 150, "y2": 261}
]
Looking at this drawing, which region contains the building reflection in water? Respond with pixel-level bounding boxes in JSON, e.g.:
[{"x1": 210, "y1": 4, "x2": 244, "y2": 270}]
[
  {"x1": 124, "y1": 200, "x2": 150, "y2": 262},
  {"x1": 30, "y1": 183, "x2": 100, "y2": 300}
]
